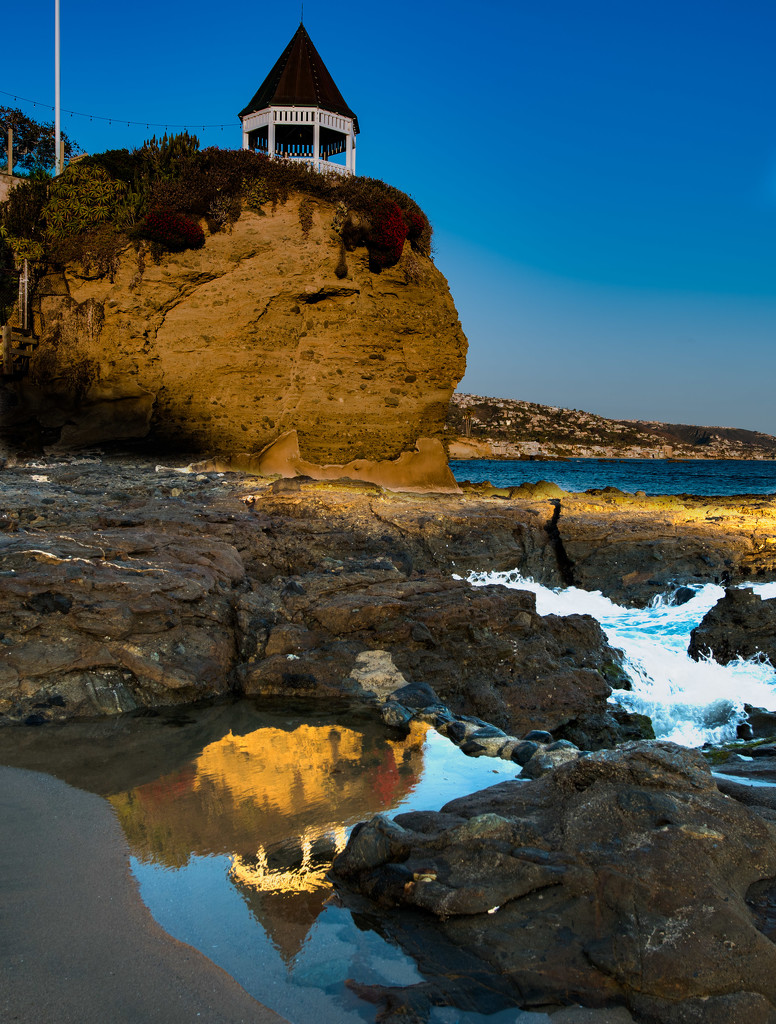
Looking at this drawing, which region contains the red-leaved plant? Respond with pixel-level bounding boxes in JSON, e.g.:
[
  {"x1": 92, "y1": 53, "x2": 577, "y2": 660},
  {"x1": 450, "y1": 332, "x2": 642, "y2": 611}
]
[
  {"x1": 367, "y1": 201, "x2": 408, "y2": 270},
  {"x1": 405, "y1": 210, "x2": 430, "y2": 249},
  {"x1": 137, "y1": 208, "x2": 205, "y2": 252}
]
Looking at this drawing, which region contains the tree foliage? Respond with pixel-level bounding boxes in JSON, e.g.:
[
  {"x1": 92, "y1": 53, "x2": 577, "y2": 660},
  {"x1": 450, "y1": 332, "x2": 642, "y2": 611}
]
[{"x1": 0, "y1": 106, "x2": 80, "y2": 175}]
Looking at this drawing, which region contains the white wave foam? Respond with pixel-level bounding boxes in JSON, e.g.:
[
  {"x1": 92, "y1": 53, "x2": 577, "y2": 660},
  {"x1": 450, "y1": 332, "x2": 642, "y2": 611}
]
[{"x1": 467, "y1": 570, "x2": 776, "y2": 746}]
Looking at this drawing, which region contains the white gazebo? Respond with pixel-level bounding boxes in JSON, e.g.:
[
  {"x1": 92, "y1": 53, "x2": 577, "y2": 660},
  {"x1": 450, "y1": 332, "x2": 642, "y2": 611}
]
[{"x1": 239, "y1": 23, "x2": 359, "y2": 176}]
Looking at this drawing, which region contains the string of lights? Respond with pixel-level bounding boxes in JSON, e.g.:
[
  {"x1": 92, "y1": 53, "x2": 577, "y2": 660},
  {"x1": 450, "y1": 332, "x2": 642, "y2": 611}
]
[{"x1": 0, "y1": 88, "x2": 234, "y2": 132}]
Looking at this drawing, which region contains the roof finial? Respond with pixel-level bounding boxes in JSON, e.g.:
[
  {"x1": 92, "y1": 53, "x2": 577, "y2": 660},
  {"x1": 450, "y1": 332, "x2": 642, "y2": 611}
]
[{"x1": 300, "y1": 4, "x2": 304, "y2": 24}]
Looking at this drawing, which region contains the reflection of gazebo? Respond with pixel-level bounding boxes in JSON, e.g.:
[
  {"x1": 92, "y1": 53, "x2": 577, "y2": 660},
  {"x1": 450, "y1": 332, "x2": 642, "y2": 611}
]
[{"x1": 239, "y1": 23, "x2": 359, "y2": 175}]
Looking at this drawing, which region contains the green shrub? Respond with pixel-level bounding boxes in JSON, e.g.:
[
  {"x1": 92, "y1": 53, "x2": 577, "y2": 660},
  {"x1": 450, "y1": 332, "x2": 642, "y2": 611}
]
[
  {"x1": 45, "y1": 164, "x2": 131, "y2": 238},
  {"x1": 136, "y1": 132, "x2": 200, "y2": 183},
  {"x1": 243, "y1": 177, "x2": 270, "y2": 211},
  {"x1": 3, "y1": 130, "x2": 433, "y2": 274},
  {"x1": 48, "y1": 225, "x2": 128, "y2": 278},
  {"x1": 207, "y1": 193, "x2": 242, "y2": 233}
]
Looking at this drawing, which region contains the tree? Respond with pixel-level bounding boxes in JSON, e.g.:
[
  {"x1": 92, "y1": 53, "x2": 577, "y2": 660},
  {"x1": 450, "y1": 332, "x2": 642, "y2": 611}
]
[{"x1": 0, "y1": 107, "x2": 80, "y2": 175}]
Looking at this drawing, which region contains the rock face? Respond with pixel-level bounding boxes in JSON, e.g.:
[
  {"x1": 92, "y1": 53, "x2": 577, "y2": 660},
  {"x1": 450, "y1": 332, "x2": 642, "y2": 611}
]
[
  {"x1": 331, "y1": 741, "x2": 776, "y2": 1024},
  {"x1": 0, "y1": 525, "x2": 243, "y2": 719},
  {"x1": 18, "y1": 194, "x2": 466, "y2": 459},
  {"x1": 688, "y1": 587, "x2": 776, "y2": 665}
]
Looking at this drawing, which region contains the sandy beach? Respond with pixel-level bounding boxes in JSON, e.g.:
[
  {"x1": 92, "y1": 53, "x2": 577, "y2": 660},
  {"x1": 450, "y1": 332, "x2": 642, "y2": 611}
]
[{"x1": 0, "y1": 765, "x2": 289, "y2": 1024}]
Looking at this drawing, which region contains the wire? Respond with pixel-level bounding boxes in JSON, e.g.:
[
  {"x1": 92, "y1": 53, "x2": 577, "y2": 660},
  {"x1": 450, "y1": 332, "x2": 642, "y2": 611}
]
[{"x1": 0, "y1": 89, "x2": 235, "y2": 130}]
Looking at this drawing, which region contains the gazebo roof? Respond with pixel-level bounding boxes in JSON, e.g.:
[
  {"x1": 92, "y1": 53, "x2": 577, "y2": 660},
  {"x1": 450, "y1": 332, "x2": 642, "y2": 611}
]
[{"x1": 239, "y1": 24, "x2": 359, "y2": 133}]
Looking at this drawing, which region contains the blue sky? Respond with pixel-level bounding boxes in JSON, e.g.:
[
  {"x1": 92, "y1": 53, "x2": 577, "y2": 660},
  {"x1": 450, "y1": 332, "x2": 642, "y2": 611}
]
[{"x1": 4, "y1": 0, "x2": 776, "y2": 432}]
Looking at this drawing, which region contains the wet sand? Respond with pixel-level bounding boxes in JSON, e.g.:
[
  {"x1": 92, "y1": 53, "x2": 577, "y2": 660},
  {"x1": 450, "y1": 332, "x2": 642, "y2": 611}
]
[{"x1": 0, "y1": 766, "x2": 289, "y2": 1024}]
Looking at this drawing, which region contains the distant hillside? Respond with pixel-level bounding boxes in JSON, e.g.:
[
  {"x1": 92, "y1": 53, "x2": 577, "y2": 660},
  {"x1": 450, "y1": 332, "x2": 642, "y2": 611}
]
[{"x1": 446, "y1": 394, "x2": 776, "y2": 460}]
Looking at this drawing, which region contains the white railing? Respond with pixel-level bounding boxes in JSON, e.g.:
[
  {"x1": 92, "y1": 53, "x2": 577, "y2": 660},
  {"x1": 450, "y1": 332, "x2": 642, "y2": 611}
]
[
  {"x1": 318, "y1": 111, "x2": 349, "y2": 132},
  {"x1": 275, "y1": 155, "x2": 351, "y2": 176},
  {"x1": 242, "y1": 109, "x2": 272, "y2": 132},
  {"x1": 242, "y1": 106, "x2": 353, "y2": 135},
  {"x1": 272, "y1": 105, "x2": 317, "y2": 124}
]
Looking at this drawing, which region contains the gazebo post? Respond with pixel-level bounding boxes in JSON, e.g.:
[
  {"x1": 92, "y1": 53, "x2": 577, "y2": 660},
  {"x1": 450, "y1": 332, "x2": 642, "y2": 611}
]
[
  {"x1": 313, "y1": 113, "x2": 320, "y2": 169},
  {"x1": 346, "y1": 133, "x2": 354, "y2": 175}
]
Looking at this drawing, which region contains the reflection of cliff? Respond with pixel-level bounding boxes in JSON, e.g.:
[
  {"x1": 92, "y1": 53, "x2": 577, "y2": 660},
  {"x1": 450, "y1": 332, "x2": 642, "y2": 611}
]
[
  {"x1": 109, "y1": 720, "x2": 426, "y2": 867},
  {"x1": 110, "y1": 719, "x2": 427, "y2": 962}
]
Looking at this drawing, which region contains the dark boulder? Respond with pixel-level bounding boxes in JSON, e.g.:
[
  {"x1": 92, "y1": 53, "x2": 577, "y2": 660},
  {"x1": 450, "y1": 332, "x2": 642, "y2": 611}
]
[
  {"x1": 332, "y1": 741, "x2": 776, "y2": 1023},
  {"x1": 238, "y1": 571, "x2": 640, "y2": 743},
  {"x1": 688, "y1": 587, "x2": 776, "y2": 665},
  {"x1": 743, "y1": 705, "x2": 776, "y2": 741}
]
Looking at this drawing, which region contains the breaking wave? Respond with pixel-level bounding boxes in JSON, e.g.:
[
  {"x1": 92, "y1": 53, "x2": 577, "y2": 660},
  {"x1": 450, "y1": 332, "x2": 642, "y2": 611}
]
[{"x1": 466, "y1": 571, "x2": 776, "y2": 746}]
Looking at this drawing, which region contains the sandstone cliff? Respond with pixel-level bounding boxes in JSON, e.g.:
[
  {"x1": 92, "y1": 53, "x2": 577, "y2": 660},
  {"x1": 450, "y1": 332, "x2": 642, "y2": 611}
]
[{"x1": 18, "y1": 194, "x2": 467, "y2": 460}]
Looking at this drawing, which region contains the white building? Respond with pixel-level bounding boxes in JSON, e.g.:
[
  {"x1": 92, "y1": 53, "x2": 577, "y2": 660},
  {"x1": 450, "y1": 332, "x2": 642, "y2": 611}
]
[{"x1": 239, "y1": 23, "x2": 359, "y2": 176}]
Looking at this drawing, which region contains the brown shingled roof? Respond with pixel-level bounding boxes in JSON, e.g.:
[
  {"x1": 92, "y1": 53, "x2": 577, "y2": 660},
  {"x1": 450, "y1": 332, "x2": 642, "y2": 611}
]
[{"x1": 239, "y1": 24, "x2": 359, "y2": 133}]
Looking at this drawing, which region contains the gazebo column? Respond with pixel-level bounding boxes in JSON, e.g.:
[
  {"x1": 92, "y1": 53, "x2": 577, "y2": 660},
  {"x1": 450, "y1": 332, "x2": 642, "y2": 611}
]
[
  {"x1": 313, "y1": 114, "x2": 320, "y2": 170},
  {"x1": 268, "y1": 116, "x2": 276, "y2": 158},
  {"x1": 242, "y1": 129, "x2": 250, "y2": 151},
  {"x1": 346, "y1": 132, "x2": 355, "y2": 174}
]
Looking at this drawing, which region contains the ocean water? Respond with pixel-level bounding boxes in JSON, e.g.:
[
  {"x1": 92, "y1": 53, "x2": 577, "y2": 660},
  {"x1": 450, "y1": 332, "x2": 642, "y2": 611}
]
[
  {"x1": 450, "y1": 458, "x2": 776, "y2": 495},
  {"x1": 468, "y1": 571, "x2": 776, "y2": 746}
]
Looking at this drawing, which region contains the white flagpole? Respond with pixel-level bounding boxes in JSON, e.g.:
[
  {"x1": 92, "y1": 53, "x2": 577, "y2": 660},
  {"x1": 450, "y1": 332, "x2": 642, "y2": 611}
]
[{"x1": 55, "y1": 0, "x2": 61, "y2": 175}]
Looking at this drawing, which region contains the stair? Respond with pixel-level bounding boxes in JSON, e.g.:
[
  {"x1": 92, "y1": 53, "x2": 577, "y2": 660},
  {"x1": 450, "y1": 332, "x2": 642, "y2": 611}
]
[{"x1": 1, "y1": 326, "x2": 38, "y2": 378}]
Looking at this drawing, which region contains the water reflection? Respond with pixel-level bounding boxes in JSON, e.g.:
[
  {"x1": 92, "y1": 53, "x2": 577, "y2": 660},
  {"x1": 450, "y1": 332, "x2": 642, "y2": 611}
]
[
  {"x1": 105, "y1": 717, "x2": 427, "y2": 960},
  {"x1": 109, "y1": 720, "x2": 426, "y2": 863},
  {"x1": 0, "y1": 700, "x2": 523, "y2": 1022}
]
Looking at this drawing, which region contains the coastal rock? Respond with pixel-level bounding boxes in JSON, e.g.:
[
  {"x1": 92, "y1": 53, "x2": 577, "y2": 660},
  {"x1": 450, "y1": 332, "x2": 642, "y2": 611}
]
[
  {"x1": 0, "y1": 459, "x2": 641, "y2": 746},
  {"x1": 744, "y1": 705, "x2": 776, "y2": 740},
  {"x1": 331, "y1": 741, "x2": 776, "y2": 1023},
  {"x1": 195, "y1": 431, "x2": 462, "y2": 493},
  {"x1": 0, "y1": 526, "x2": 244, "y2": 719},
  {"x1": 553, "y1": 493, "x2": 776, "y2": 606},
  {"x1": 688, "y1": 587, "x2": 776, "y2": 665},
  {"x1": 235, "y1": 568, "x2": 632, "y2": 741},
  {"x1": 17, "y1": 196, "x2": 467, "y2": 461},
  {"x1": 2, "y1": 458, "x2": 775, "y2": 733},
  {"x1": 370, "y1": 681, "x2": 584, "y2": 772}
]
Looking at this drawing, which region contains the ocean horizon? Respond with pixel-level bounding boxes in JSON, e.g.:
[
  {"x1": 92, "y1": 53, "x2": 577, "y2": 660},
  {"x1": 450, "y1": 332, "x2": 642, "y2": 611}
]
[{"x1": 450, "y1": 457, "x2": 776, "y2": 496}]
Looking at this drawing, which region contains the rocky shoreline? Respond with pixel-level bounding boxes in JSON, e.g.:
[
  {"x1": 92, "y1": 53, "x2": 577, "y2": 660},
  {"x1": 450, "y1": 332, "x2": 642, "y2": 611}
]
[
  {"x1": 3, "y1": 453, "x2": 776, "y2": 729},
  {"x1": 2, "y1": 452, "x2": 776, "y2": 1023},
  {"x1": 331, "y1": 741, "x2": 776, "y2": 1024}
]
